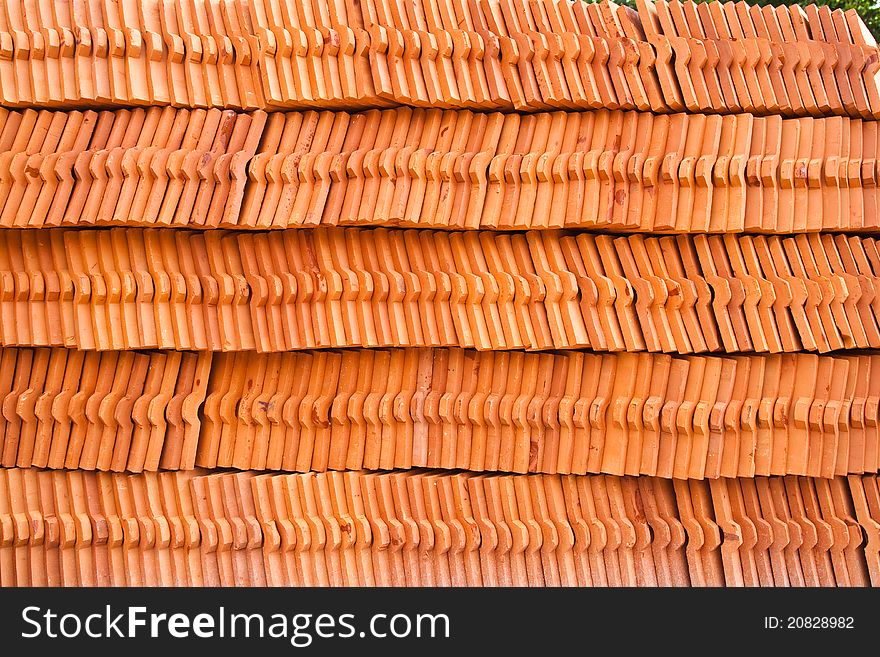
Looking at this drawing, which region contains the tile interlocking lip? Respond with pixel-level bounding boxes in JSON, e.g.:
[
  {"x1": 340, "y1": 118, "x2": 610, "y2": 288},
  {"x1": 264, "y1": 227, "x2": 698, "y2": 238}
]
[
  {"x1": 0, "y1": 0, "x2": 878, "y2": 118},
  {"x1": 1, "y1": 467, "x2": 877, "y2": 587}
]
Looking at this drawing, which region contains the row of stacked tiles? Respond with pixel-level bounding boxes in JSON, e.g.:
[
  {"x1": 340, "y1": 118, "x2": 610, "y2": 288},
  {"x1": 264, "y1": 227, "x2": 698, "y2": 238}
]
[
  {"x1": 1, "y1": 347, "x2": 878, "y2": 479},
  {"x1": 1, "y1": 0, "x2": 878, "y2": 117},
  {"x1": 1, "y1": 468, "x2": 877, "y2": 587},
  {"x1": 3, "y1": 228, "x2": 880, "y2": 353},
  {"x1": 1, "y1": 107, "x2": 880, "y2": 232}
]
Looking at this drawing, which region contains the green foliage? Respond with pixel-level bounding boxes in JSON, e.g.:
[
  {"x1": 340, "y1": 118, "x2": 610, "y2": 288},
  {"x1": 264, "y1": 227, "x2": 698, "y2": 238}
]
[
  {"x1": 753, "y1": 0, "x2": 880, "y2": 39},
  {"x1": 607, "y1": 0, "x2": 880, "y2": 40}
]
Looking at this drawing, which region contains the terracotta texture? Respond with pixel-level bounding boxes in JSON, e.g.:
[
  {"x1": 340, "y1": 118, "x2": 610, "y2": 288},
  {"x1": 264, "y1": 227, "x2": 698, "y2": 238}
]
[{"x1": 1, "y1": 0, "x2": 879, "y2": 590}]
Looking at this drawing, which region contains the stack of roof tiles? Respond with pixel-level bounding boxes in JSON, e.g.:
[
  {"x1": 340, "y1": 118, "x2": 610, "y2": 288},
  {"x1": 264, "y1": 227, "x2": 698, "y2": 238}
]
[{"x1": 1, "y1": 0, "x2": 879, "y2": 587}]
